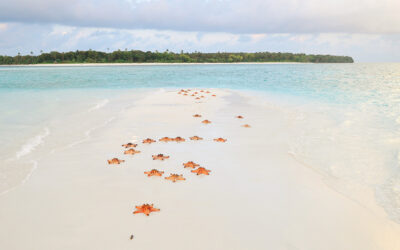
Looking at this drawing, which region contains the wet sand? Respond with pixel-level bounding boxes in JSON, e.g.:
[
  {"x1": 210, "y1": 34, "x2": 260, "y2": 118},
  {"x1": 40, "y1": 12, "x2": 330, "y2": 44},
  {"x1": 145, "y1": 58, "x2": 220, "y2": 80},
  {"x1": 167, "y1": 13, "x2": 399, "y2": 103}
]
[{"x1": 0, "y1": 89, "x2": 399, "y2": 250}]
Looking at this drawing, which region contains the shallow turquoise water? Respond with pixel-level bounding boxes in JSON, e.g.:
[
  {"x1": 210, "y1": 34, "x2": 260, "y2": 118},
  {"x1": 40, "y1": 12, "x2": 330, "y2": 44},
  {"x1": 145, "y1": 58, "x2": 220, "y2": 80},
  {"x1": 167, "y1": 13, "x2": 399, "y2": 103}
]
[
  {"x1": 0, "y1": 64, "x2": 398, "y2": 103},
  {"x1": 1, "y1": 63, "x2": 400, "y2": 223}
]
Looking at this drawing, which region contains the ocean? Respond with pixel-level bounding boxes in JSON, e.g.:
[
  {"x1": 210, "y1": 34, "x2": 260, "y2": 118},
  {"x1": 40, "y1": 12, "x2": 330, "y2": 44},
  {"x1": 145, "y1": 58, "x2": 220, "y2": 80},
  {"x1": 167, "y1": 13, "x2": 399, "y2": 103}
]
[{"x1": 1, "y1": 63, "x2": 399, "y2": 223}]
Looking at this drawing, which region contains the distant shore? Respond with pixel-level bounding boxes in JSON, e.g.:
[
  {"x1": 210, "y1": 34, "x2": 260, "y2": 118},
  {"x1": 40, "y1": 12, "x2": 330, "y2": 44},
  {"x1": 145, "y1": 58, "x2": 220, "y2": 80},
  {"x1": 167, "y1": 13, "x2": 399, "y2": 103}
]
[{"x1": 1, "y1": 62, "x2": 312, "y2": 67}]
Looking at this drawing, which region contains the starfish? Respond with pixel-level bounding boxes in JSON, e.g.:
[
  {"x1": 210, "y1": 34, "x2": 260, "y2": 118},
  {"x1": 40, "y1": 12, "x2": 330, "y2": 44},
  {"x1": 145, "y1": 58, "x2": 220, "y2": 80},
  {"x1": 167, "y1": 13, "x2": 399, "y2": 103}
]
[
  {"x1": 133, "y1": 204, "x2": 160, "y2": 216},
  {"x1": 195, "y1": 97, "x2": 200, "y2": 100},
  {"x1": 183, "y1": 161, "x2": 200, "y2": 169},
  {"x1": 191, "y1": 94, "x2": 195, "y2": 96},
  {"x1": 242, "y1": 124, "x2": 251, "y2": 128},
  {"x1": 184, "y1": 93, "x2": 188, "y2": 96},
  {"x1": 144, "y1": 169, "x2": 164, "y2": 177},
  {"x1": 200, "y1": 90, "x2": 204, "y2": 92},
  {"x1": 206, "y1": 91, "x2": 210, "y2": 93},
  {"x1": 152, "y1": 154, "x2": 170, "y2": 160},
  {"x1": 124, "y1": 149, "x2": 141, "y2": 155},
  {"x1": 159, "y1": 137, "x2": 173, "y2": 142},
  {"x1": 214, "y1": 138, "x2": 227, "y2": 142},
  {"x1": 191, "y1": 167, "x2": 211, "y2": 175},
  {"x1": 165, "y1": 174, "x2": 186, "y2": 182},
  {"x1": 190, "y1": 136, "x2": 203, "y2": 140},
  {"x1": 173, "y1": 136, "x2": 186, "y2": 142},
  {"x1": 202, "y1": 120, "x2": 211, "y2": 124},
  {"x1": 194, "y1": 92, "x2": 198, "y2": 94},
  {"x1": 107, "y1": 158, "x2": 125, "y2": 164},
  {"x1": 193, "y1": 114, "x2": 202, "y2": 117},
  {"x1": 236, "y1": 115, "x2": 244, "y2": 119},
  {"x1": 122, "y1": 143, "x2": 137, "y2": 148},
  {"x1": 200, "y1": 96, "x2": 205, "y2": 98},
  {"x1": 212, "y1": 94, "x2": 216, "y2": 97},
  {"x1": 142, "y1": 138, "x2": 156, "y2": 144}
]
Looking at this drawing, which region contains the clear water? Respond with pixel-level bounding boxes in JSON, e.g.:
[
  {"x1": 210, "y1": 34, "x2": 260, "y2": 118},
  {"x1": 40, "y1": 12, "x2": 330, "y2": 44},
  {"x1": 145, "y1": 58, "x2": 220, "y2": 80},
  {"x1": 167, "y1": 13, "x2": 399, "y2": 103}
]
[{"x1": 1, "y1": 63, "x2": 400, "y2": 222}]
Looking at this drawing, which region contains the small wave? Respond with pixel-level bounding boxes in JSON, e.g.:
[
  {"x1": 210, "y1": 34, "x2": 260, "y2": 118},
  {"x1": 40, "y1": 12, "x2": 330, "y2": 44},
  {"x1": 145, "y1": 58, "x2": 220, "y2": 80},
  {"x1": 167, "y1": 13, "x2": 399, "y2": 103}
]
[
  {"x1": 15, "y1": 127, "x2": 50, "y2": 159},
  {"x1": 88, "y1": 99, "x2": 109, "y2": 112},
  {"x1": 21, "y1": 160, "x2": 38, "y2": 184},
  {"x1": 67, "y1": 117, "x2": 115, "y2": 148}
]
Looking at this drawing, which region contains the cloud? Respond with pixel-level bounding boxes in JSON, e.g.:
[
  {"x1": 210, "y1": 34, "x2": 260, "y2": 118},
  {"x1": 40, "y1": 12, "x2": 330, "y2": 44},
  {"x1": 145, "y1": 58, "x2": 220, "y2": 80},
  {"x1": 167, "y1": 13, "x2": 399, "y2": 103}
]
[
  {"x1": 0, "y1": 23, "x2": 8, "y2": 31},
  {"x1": 0, "y1": 0, "x2": 399, "y2": 34}
]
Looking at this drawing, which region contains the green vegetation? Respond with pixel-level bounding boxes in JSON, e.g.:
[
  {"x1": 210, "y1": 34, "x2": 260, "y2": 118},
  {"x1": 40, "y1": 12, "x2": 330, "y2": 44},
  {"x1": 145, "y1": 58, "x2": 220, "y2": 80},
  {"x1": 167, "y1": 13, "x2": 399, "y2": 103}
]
[{"x1": 0, "y1": 50, "x2": 354, "y2": 64}]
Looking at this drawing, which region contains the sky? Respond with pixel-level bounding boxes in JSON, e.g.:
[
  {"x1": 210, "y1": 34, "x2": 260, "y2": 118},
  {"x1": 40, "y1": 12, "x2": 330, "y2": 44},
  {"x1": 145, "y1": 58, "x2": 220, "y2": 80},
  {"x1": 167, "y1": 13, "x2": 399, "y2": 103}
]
[{"x1": 0, "y1": 0, "x2": 399, "y2": 62}]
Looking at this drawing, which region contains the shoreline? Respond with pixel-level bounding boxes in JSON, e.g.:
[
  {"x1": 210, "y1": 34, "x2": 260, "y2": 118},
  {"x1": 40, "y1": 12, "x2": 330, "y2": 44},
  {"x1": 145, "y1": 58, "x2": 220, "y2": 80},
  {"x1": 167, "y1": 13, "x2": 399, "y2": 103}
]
[{"x1": 0, "y1": 62, "x2": 314, "y2": 67}]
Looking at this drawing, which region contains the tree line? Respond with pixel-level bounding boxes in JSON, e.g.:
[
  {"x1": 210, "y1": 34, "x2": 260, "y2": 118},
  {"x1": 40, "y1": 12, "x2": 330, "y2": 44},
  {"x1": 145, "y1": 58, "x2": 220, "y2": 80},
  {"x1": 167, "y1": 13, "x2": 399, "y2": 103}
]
[{"x1": 0, "y1": 50, "x2": 354, "y2": 64}]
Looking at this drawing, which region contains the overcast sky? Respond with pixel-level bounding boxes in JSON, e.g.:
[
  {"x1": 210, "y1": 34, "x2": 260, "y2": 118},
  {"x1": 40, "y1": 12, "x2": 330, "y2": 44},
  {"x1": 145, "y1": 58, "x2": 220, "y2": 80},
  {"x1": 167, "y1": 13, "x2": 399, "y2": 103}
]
[{"x1": 0, "y1": 0, "x2": 399, "y2": 62}]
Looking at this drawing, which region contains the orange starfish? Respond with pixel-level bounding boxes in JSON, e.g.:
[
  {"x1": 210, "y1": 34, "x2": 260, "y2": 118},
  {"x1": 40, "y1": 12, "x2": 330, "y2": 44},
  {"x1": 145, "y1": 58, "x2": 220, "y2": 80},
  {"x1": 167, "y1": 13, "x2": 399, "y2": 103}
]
[
  {"x1": 122, "y1": 143, "x2": 137, "y2": 148},
  {"x1": 159, "y1": 137, "x2": 173, "y2": 142},
  {"x1": 242, "y1": 124, "x2": 251, "y2": 128},
  {"x1": 202, "y1": 120, "x2": 211, "y2": 124},
  {"x1": 165, "y1": 174, "x2": 186, "y2": 182},
  {"x1": 191, "y1": 167, "x2": 211, "y2": 175},
  {"x1": 212, "y1": 94, "x2": 216, "y2": 97},
  {"x1": 173, "y1": 136, "x2": 185, "y2": 142},
  {"x1": 236, "y1": 115, "x2": 244, "y2": 119},
  {"x1": 193, "y1": 114, "x2": 202, "y2": 117},
  {"x1": 124, "y1": 149, "x2": 141, "y2": 155},
  {"x1": 190, "y1": 136, "x2": 203, "y2": 140},
  {"x1": 144, "y1": 169, "x2": 164, "y2": 177},
  {"x1": 133, "y1": 204, "x2": 160, "y2": 216},
  {"x1": 214, "y1": 138, "x2": 227, "y2": 142},
  {"x1": 143, "y1": 138, "x2": 156, "y2": 144},
  {"x1": 152, "y1": 154, "x2": 170, "y2": 160},
  {"x1": 107, "y1": 158, "x2": 125, "y2": 164},
  {"x1": 183, "y1": 161, "x2": 200, "y2": 169}
]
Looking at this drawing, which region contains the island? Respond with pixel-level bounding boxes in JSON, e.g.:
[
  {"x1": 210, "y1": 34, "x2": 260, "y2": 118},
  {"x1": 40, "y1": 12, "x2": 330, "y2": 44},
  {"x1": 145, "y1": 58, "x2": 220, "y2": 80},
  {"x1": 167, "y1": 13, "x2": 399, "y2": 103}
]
[{"x1": 0, "y1": 50, "x2": 354, "y2": 65}]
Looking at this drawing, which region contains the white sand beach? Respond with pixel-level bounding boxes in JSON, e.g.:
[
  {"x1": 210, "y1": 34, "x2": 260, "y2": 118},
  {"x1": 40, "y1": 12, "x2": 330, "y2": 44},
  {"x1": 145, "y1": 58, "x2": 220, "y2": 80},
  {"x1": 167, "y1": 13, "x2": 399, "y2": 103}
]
[{"x1": 0, "y1": 88, "x2": 399, "y2": 250}]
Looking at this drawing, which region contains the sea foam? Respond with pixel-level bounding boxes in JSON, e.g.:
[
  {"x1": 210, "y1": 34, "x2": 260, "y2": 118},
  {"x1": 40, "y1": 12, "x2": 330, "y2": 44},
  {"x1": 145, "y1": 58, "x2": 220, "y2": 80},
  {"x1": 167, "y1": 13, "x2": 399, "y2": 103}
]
[
  {"x1": 88, "y1": 99, "x2": 109, "y2": 112},
  {"x1": 15, "y1": 127, "x2": 50, "y2": 159}
]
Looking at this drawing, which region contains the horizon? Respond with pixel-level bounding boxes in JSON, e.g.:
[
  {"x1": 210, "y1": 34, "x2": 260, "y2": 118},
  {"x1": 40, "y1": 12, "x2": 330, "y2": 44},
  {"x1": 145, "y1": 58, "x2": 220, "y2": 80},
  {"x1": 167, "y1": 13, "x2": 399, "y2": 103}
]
[{"x1": 0, "y1": 0, "x2": 399, "y2": 62}]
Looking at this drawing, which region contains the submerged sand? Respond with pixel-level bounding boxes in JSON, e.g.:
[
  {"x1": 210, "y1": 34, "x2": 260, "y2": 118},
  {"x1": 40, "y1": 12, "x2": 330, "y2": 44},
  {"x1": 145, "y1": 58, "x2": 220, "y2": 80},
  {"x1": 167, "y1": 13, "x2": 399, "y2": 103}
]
[{"x1": 0, "y1": 89, "x2": 399, "y2": 250}]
